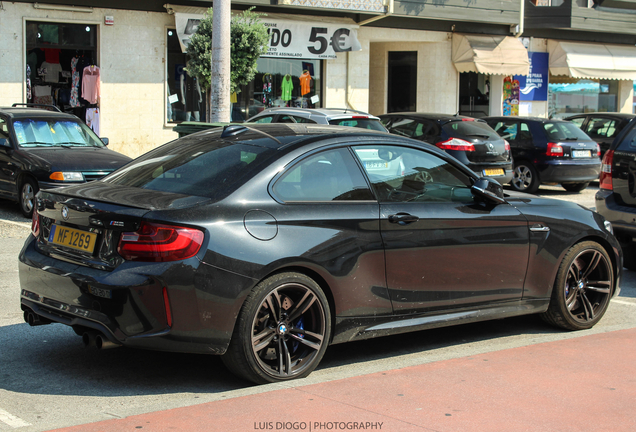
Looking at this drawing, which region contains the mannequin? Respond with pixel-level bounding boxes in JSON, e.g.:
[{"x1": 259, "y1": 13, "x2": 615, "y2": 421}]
[{"x1": 180, "y1": 73, "x2": 202, "y2": 121}]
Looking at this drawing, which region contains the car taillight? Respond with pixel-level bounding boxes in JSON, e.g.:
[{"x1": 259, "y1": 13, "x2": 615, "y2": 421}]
[
  {"x1": 599, "y1": 150, "x2": 614, "y2": 191},
  {"x1": 596, "y1": 143, "x2": 601, "y2": 157},
  {"x1": 546, "y1": 142, "x2": 564, "y2": 157},
  {"x1": 351, "y1": 116, "x2": 369, "y2": 119},
  {"x1": 31, "y1": 209, "x2": 40, "y2": 238},
  {"x1": 118, "y1": 221, "x2": 204, "y2": 262},
  {"x1": 436, "y1": 138, "x2": 476, "y2": 151},
  {"x1": 504, "y1": 140, "x2": 511, "y2": 151}
]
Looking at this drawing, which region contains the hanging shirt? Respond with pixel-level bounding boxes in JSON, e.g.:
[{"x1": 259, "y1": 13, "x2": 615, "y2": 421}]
[
  {"x1": 82, "y1": 65, "x2": 100, "y2": 104},
  {"x1": 41, "y1": 62, "x2": 62, "y2": 83},
  {"x1": 86, "y1": 108, "x2": 100, "y2": 136},
  {"x1": 299, "y1": 71, "x2": 312, "y2": 96},
  {"x1": 281, "y1": 75, "x2": 293, "y2": 101},
  {"x1": 70, "y1": 57, "x2": 80, "y2": 107}
]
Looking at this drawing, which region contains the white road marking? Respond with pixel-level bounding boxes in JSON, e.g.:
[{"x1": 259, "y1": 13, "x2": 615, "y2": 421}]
[
  {"x1": 612, "y1": 299, "x2": 636, "y2": 306},
  {"x1": 0, "y1": 408, "x2": 31, "y2": 428}
]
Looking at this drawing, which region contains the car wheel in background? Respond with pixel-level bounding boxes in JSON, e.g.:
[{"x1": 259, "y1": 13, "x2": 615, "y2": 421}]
[
  {"x1": 19, "y1": 177, "x2": 38, "y2": 218},
  {"x1": 561, "y1": 182, "x2": 590, "y2": 193},
  {"x1": 541, "y1": 241, "x2": 613, "y2": 331},
  {"x1": 222, "y1": 272, "x2": 331, "y2": 384},
  {"x1": 511, "y1": 162, "x2": 540, "y2": 194}
]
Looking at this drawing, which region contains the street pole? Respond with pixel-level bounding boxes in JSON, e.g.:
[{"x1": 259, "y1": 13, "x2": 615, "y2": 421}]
[{"x1": 210, "y1": 0, "x2": 231, "y2": 122}]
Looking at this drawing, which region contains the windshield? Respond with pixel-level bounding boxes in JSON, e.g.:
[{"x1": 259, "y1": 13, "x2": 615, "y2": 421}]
[
  {"x1": 543, "y1": 122, "x2": 591, "y2": 141},
  {"x1": 12, "y1": 119, "x2": 105, "y2": 148},
  {"x1": 442, "y1": 120, "x2": 500, "y2": 141},
  {"x1": 328, "y1": 118, "x2": 387, "y2": 131}
]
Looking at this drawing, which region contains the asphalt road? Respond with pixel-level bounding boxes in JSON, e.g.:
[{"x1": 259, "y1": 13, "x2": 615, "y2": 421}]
[{"x1": 1, "y1": 182, "x2": 635, "y2": 432}]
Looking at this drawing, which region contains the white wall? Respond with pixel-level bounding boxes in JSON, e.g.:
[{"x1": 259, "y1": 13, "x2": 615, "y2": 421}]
[{"x1": 0, "y1": 3, "x2": 178, "y2": 158}]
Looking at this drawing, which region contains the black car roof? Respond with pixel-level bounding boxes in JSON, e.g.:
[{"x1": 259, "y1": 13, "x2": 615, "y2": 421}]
[
  {"x1": 0, "y1": 107, "x2": 79, "y2": 120},
  {"x1": 484, "y1": 116, "x2": 576, "y2": 124},
  {"x1": 564, "y1": 112, "x2": 636, "y2": 119},
  {"x1": 379, "y1": 112, "x2": 479, "y2": 122},
  {"x1": 187, "y1": 123, "x2": 391, "y2": 150}
]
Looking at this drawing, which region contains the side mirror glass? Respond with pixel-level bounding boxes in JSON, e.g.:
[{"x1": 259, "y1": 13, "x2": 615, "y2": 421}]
[
  {"x1": 471, "y1": 177, "x2": 505, "y2": 204},
  {"x1": 0, "y1": 138, "x2": 9, "y2": 148},
  {"x1": 101, "y1": 137, "x2": 109, "y2": 146}
]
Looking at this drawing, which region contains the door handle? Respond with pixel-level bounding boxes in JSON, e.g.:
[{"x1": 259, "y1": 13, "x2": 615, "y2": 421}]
[
  {"x1": 530, "y1": 224, "x2": 550, "y2": 232},
  {"x1": 388, "y1": 213, "x2": 419, "y2": 225}
]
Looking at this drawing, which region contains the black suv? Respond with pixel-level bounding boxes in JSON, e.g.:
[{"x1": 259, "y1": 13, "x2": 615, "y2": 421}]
[
  {"x1": 596, "y1": 117, "x2": 636, "y2": 270},
  {"x1": 0, "y1": 104, "x2": 132, "y2": 217},
  {"x1": 379, "y1": 113, "x2": 513, "y2": 186},
  {"x1": 484, "y1": 116, "x2": 601, "y2": 194}
]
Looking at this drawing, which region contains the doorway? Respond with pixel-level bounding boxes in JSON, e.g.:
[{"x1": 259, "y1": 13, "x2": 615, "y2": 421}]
[{"x1": 387, "y1": 51, "x2": 417, "y2": 113}]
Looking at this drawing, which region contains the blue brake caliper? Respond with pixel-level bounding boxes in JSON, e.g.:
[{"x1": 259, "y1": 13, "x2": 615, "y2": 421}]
[{"x1": 292, "y1": 316, "x2": 305, "y2": 353}]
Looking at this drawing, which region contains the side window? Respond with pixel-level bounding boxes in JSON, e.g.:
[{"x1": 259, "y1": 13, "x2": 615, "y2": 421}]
[
  {"x1": 292, "y1": 116, "x2": 316, "y2": 124},
  {"x1": 585, "y1": 118, "x2": 616, "y2": 139},
  {"x1": 251, "y1": 115, "x2": 275, "y2": 124},
  {"x1": 272, "y1": 148, "x2": 374, "y2": 202},
  {"x1": 413, "y1": 121, "x2": 433, "y2": 140},
  {"x1": 617, "y1": 125, "x2": 636, "y2": 151},
  {"x1": 492, "y1": 121, "x2": 517, "y2": 140},
  {"x1": 387, "y1": 118, "x2": 417, "y2": 138},
  {"x1": 569, "y1": 117, "x2": 585, "y2": 128},
  {"x1": 278, "y1": 115, "x2": 295, "y2": 124},
  {"x1": 518, "y1": 122, "x2": 533, "y2": 140},
  {"x1": 352, "y1": 145, "x2": 473, "y2": 203},
  {"x1": 0, "y1": 118, "x2": 10, "y2": 146}
]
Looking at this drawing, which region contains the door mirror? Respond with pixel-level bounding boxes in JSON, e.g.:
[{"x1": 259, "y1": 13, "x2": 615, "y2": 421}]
[
  {"x1": 101, "y1": 137, "x2": 109, "y2": 146},
  {"x1": 471, "y1": 177, "x2": 506, "y2": 204},
  {"x1": 0, "y1": 138, "x2": 9, "y2": 148}
]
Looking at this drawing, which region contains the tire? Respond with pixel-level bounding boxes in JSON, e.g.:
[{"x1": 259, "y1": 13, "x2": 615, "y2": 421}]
[
  {"x1": 541, "y1": 241, "x2": 613, "y2": 331},
  {"x1": 19, "y1": 177, "x2": 38, "y2": 218},
  {"x1": 222, "y1": 272, "x2": 331, "y2": 384},
  {"x1": 562, "y1": 182, "x2": 590, "y2": 193},
  {"x1": 510, "y1": 162, "x2": 540, "y2": 194}
]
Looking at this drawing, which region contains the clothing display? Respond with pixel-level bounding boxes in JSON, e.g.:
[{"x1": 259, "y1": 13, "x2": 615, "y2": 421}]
[
  {"x1": 262, "y1": 74, "x2": 273, "y2": 107},
  {"x1": 86, "y1": 108, "x2": 100, "y2": 136},
  {"x1": 300, "y1": 71, "x2": 312, "y2": 96},
  {"x1": 70, "y1": 57, "x2": 80, "y2": 107},
  {"x1": 81, "y1": 65, "x2": 100, "y2": 104},
  {"x1": 26, "y1": 65, "x2": 32, "y2": 100},
  {"x1": 41, "y1": 61, "x2": 62, "y2": 83},
  {"x1": 281, "y1": 75, "x2": 293, "y2": 101}
]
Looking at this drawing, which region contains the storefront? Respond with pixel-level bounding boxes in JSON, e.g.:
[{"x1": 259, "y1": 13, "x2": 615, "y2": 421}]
[
  {"x1": 25, "y1": 20, "x2": 100, "y2": 133},
  {"x1": 547, "y1": 40, "x2": 636, "y2": 118}
]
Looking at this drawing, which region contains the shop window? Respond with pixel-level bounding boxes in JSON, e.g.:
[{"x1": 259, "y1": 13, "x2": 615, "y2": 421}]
[
  {"x1": 25, "y1": 21, "x2": 99, "y2": 132},
  {"x1": 166, "y1": 29, "x2": 205, "y2": 123},
  {"x1": 548, "y1": 75, "x2": 618, "y2": 119}
]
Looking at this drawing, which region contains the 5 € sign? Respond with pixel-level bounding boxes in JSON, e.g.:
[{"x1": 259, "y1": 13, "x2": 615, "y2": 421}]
[{"x1": 262, "y1": 20, "x2": 362, "y2": 59}]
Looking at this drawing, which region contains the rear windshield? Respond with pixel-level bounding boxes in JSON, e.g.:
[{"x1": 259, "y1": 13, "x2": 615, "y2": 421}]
[
  {"x1": 328, "y1": 118, "x2": 387, "y2": 131},
  {"x1": 441, "y1": 120, "x2": 499, "y2": 141},
  {"x1": 102, "y1": 136, "x2": 278, "y2": 200},
  {"x1": 12, "y1": 119, "x2": 104, "y2": 148},
  {"x1": 543, "y1": 122, "x2": 591, "y2": 141}
]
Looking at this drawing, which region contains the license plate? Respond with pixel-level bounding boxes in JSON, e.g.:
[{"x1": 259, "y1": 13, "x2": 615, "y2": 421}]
[
  {"x1": 365, "y1": 162, "x2": 388, "y2": 169},
  {"x1": 572, "y1": 150, "x2": 591, "y2": 158},
  {"x1": 48, "y1": 224, "x2": 97, "y2": 253},
  {"x1": 88, "y1": 285, "x2": 112, "y2": 299},
  {"x1": 483, "y1": 168, "x2": 504, "y2": 176}
]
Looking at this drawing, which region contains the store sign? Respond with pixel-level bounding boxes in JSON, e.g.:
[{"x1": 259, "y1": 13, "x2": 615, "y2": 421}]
[
  {"x1": 174, "y1": 14, "x2": 361, "y2": 59},
  {"x1": 261, "y1": 20, "x2": 361, "y2": 59},
  {"x1": 515, "y1": 52, "x2": 549, "y2": 102},
  {"x1": 278, "y1": 0, "x2": 385, "y2": 13}
]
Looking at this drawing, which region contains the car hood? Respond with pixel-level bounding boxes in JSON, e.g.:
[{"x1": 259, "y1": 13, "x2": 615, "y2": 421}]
[{"x1": 25, "y1": 147, "x2": 132, "y2": 171}]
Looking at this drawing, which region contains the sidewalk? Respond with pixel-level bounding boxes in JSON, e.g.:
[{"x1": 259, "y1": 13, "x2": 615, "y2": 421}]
[{"x1": 50, "y1": 328, "x2": 636, "y2": 432}]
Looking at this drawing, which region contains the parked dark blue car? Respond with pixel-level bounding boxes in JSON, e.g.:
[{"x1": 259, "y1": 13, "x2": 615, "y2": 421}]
[{"x1": 484, "y1": 116, "x2": 601, "y2": 194}]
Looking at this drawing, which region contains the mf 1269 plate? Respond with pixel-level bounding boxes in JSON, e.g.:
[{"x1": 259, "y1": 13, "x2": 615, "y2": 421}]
[{"x1": 48, "y1": 224, "x2": 97, "y2": 253}]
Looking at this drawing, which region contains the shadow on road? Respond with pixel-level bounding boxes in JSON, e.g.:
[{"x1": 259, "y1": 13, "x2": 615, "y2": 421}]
[{"x1": 0, "y1": 314, "x2": 561, "y2": 397}]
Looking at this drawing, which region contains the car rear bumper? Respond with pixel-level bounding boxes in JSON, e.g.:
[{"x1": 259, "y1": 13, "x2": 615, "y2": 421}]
[
  {"x1": 537, "y1": 159, "x2": 601, "y2": 184},
  {"x1": 465, "y1": 164, "x2": 514, "y2": 185},
  {"x1": 18, "y1": 235, "x2": 245, "y2": 355},
  {"x1": 595, "y1": 189, "x2": 636, "y2": 240}
]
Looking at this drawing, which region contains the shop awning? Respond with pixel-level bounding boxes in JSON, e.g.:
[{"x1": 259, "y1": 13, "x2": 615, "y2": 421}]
[
  {"x1": 548, "y1": 40, "x2": 636, "y2": 80},
  {"x1": 452, "y1": 34, "x2": 529, "y2": 76}
]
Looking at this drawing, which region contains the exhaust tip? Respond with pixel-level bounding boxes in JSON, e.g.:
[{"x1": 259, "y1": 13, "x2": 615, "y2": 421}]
[
  {"x1": 82, "y1": 331, "x2": 97, "y2": 348},
  {"x1": 95, "y1": 334, "x2": 119, "y2": 350}
]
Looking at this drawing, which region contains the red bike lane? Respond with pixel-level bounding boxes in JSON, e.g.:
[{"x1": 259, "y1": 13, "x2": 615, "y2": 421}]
[{"x1": 49, "y1": 327, "x2": 636, "y2": 432}]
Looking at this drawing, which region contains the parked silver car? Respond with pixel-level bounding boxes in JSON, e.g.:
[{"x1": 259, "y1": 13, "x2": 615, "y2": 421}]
[{"x1": 246, "y1": 107, "x2": 387, "y2": 131}]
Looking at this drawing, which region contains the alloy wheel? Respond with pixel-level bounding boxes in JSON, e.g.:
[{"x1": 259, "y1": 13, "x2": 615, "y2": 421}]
[
  {"x1": 512, "y1": 165, "x2": 533, "y2": 191},
  {"x1": 563, "y1": 248, "x2": 612, "y2": 324},
  {"x1": 251, "y1": 283, "x2": 327, "y2": 379}
]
